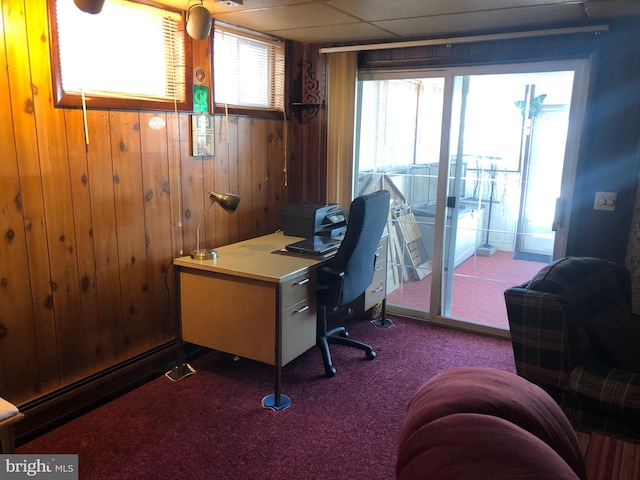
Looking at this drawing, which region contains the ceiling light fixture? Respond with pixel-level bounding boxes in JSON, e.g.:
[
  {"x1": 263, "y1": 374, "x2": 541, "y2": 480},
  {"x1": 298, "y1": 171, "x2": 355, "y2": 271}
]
[
  {"x1": 73, "y1": 0, "x2": 105, "y2": 14},
  {"x1": 216, "y1": 0, "x2": 243, "y2": 6},
  {"x1": 186, "y1": 1, "x2": 213, "y2": 40}
]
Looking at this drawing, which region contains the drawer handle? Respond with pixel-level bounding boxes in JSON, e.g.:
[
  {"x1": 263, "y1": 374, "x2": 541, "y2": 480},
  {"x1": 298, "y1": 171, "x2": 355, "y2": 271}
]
[
  {"x1": 294, "y1": 305, "x2": 310, "y2": 314},
  {"x1": 374, "y1": 266, "x2": 383, "y2": 272},
  {"x1": 372, "y1": 286, "x2": 384, "y2": 293},
  {"x1": 294, "y1": 278, "x2": 310, "y2": 286}
]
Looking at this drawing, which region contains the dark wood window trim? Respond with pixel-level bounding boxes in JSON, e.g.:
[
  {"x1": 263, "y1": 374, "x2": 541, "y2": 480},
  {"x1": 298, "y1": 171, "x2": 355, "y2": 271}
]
[{"x1": 47, "y1": 0, "x2": 193, "y2": 112}]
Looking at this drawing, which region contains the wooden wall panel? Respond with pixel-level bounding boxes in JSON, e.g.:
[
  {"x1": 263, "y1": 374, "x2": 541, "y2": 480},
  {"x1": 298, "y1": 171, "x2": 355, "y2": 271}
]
[
  {"x1": 28, "y1": 0, "x2": 86, "y2": 382},
  {"x1": 86, "y1": 109, "x2": 122, "y2": 363},
  {"x1": 226, "y1": 116, "x2": 242, "y2": 242},
  {"x1": 0, "y1": 0, "x2": 39, "y2": 402},
  {"x1": 201, "y1": 127, "x2": 217, "y2": 248},
  {"x1": 236, "y1": 117, "x2": 255, "y2": 240},
  {"x1": 251, "y1": 119, "x2": 270, "y2": 235},
  {"x1": 212, "y1": 116, "x2": 232, "y2": 247},
  {"x1": 6, "y1": 0, "x2": 60, "y2": 396},
  {"x1": 139, "y1": 112, "x2": 175, "y2": 344},
  {"x1": 109, "y1": 111, "x2": 153, "y2": 354},
  {"x1": 285, "y1": 43, "x2": 327, "y2": 205},
  {"x1": 64, "y1": 108, "x2": 104, "y2": 370},
  {"x1": 180, "y1": 115, "x2": 206, "y2": 258},
  {"x1": 267, "y1": 119, "x2": 286, "y2": 231},
  {"x1": 166, "y1": 112, "x2": 185, "y2": 258}
]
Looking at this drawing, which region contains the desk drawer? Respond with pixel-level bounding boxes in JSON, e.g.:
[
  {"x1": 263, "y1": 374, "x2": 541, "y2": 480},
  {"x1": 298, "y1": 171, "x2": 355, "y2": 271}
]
[
  {"x1": 281, "y1": 272, "x2": 315, "y2": 310},
  {"x1": 353, "y1": 235, "x2": 388, "y2": 315},
  {"x1": 367, "y1": 280, "x2": 386, "y2": 305},
  {"x1": 375, "y1": 241, "x2": 387, "y2": 263},
  {"x1": 282, "y1": 299, "x2": 316, "y2": 365},
  {"x1": 371, "y1": 261, "x2": 386, "y2": 285}
]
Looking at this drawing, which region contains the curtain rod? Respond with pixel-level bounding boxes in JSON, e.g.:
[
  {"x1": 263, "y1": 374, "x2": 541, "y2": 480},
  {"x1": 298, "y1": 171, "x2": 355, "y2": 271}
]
[{"x1": 319, "y1": 24, "x2": 608, "y2": 54}]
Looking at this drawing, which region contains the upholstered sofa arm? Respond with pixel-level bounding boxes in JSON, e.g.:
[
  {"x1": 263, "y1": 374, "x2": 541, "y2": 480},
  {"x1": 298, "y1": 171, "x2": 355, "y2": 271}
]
[
  {"x1": 397, "y1": 368, "x2": 587, "y2": 480},
  {"x1": 568, "y1": 359, "x2": 640, "y2": 420},
  {"x1": 505, "y1": 287, "x2": 591, "y2": 390}
]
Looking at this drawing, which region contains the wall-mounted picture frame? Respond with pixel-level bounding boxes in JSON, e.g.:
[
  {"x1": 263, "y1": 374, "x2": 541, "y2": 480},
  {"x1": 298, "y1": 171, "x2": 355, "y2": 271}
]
[{"x1": 191, "y1": 114, "x2": 215, "y2": 157}]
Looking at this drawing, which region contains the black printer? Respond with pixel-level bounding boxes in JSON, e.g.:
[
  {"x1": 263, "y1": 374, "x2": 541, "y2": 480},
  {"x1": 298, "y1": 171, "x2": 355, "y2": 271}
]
[{"x1": 281, "y1": 202, "x2": 347, "y2": 238}]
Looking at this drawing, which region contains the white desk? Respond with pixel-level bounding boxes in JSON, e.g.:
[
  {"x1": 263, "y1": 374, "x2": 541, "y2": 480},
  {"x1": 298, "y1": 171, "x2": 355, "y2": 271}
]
[{"x1": 173, "y1": 232, "x2": 331, "y2": 409}]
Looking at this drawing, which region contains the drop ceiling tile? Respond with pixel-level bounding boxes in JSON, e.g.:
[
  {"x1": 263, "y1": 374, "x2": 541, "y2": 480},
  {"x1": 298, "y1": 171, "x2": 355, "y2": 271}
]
[
  {"x1": 268, "y1": 22, "x2": 398, "y2": 43},
  {"x1": 584, "y1": 0, "x2": 640, "y2": 19},
  {"x1": 212, "y1": 3, "x2": 360, "y2": 32},
  {"x1": 325, "y1": 0, "x2": 578, "y2": 22},
  {"x1": 157, "y1": 0, "x2": 639, "y2": 44},
  {"x1": 208, "y1": 0, "x2": 316, "y2": 15},
  {"x1": 374, "y1": 4, "x2": 588, "y2": 38}
]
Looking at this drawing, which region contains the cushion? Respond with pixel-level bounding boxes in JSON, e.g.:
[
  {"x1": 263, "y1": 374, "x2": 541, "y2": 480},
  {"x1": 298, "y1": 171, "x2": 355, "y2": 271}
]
[
  {"x1": 527, "y1": 257, "x2": 629, "y2": 318},
  {"x1": 398, "y1": 367, "x2": 587, "y2": 480},
  {"x1": 0, "y1": 397, "x2": 19, "y2": 421},
  {"x1": 397, "y1": 413, "x2": 581, "y2": 480}
]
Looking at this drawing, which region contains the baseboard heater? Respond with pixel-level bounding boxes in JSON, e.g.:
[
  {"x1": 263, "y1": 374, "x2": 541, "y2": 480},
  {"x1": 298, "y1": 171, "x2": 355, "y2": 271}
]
[{"x1": 13, "y1": 341, "x2": 205, "y2": 445}]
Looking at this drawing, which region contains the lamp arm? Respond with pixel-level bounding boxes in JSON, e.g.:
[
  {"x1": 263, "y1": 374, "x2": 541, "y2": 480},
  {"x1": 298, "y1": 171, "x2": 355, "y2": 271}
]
[{"x1": 195, "y1": 199, "x2": 215, "y2": 253}]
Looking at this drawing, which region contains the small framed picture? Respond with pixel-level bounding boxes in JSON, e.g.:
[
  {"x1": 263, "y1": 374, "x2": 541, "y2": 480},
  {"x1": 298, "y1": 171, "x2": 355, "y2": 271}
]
[{"x1": 191, "y1": 114, "x2": 215, "y2": 157}]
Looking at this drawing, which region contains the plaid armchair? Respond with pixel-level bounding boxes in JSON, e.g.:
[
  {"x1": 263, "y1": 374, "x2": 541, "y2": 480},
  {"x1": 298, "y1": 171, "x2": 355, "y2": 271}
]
[{"x1": 504, "y1": 256, "x2": 640, "y2": 441}]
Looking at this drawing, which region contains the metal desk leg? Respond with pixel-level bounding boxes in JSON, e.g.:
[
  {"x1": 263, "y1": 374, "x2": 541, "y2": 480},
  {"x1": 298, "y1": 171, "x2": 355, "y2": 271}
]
[
  {"x1": 371, "y1": 299, "x2": 394, "y2": 328},
  {"x1": 165, "y1": 264, "x2": 196, "y2": 381},
  {"x1": 261, "y1": 306, "x2": 291, "y2": 411}
]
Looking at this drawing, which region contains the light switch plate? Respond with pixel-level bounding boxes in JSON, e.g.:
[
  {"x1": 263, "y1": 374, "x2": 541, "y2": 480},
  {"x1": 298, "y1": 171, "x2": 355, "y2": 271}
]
[{"x1": 594, "y1": 191, "x2": 617, "y2": 211}]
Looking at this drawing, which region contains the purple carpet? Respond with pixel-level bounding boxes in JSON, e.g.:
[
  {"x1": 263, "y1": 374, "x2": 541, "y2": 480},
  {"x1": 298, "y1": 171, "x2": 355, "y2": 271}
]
[{"x1": 18, "y1": 316, "x2": 516, "y2": 480}]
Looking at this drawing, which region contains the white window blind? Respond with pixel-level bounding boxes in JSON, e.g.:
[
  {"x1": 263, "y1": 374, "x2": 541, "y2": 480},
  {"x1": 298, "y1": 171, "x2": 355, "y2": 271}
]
[
  {"x1": 54, "y1": 0, "x2": 186, "y2": 104},
  {"x1": 214, "y1": 25, "x2": 284, "y2": 111},
  {"x1": 358, "y1": 80, "x2": 420, "y2": 171}
]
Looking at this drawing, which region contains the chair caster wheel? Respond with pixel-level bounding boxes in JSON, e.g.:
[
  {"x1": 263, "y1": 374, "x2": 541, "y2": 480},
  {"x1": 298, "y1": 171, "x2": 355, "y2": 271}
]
[
  {"x1": 340, "y1": 331, "x2": 349, "y2": 338},
  {"x1": 366, "y1": 350, "x2": 377, "y2": 360},
  {"x1": 325, "y1": 367, "x2": 337, "y2": 377}
]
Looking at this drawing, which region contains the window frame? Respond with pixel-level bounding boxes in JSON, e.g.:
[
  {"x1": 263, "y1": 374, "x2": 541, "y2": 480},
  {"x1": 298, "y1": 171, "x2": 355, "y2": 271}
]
[
  {"x1": 47, "y1": 0, "x2": 193, "y2": 112},
  {"x1": 212, "y1": 23, "x2": 285, "y2": 119}
]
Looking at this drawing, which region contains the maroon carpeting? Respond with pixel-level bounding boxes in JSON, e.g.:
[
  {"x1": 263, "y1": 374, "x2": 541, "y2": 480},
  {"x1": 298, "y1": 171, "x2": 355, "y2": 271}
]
[{"x1": 17, "y1": 316, "x2": 516, "y2": 480}]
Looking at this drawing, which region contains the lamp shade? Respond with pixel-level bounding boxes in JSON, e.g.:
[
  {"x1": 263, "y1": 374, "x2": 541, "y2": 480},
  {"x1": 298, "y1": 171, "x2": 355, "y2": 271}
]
[
  {"x1": 210, "y1": 192, "x2": 241, "y2": 213},
  {"x1": 74, "y1": 0, "x2": 105, "y2": 14},
  {"x1": 187, "y1": 5, "x2": 213, "y2": 40},
  {"x1": 190, "y1": 192, "x2": 240, "y2": 260}
]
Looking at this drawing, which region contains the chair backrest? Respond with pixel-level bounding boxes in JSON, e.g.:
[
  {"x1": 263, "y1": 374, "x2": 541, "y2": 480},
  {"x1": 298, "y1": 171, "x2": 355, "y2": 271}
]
[
  {"x1": 525, "y1": 256, "x2": 631, "y2": 320},
  {"x1": 329, "y1": 189, "x2": 390, "y2": 305}
]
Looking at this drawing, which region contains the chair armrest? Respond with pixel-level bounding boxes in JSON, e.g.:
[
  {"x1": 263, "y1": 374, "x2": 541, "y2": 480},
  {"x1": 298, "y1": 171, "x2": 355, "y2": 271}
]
[
  {"x1": 569, "y1": 359, "x2": 640, "y2": 420},
  {"x1": 317, "y1": 266, "x2": 345, "y2": 307},
  {"x1": 505, "y1": 287, "x2": 592, "y2": 389},
  {"x1": 319, "y1": 266, "x2": 345, "y2": 279}
]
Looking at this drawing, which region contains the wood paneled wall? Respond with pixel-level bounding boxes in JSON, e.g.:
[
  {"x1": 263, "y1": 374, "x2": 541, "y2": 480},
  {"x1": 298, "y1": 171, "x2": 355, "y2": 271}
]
[
  {"x1": 285, "y1": 42, "x2": 328, "y2": 205},
  {"x1": 0, "y1": 0, "x2": 288, "y2": 407}
]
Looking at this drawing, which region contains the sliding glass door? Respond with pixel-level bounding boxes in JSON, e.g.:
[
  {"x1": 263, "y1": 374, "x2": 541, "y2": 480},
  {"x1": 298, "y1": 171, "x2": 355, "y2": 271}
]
[{"x1": 354, "y1": 61, "x2": 590, "y2": 333}]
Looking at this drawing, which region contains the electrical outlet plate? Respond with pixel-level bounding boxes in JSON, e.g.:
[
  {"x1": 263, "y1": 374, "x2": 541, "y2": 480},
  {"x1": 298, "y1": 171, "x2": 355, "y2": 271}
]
[{"x1": 594, "y1": 191, "x2": 617, "y2": 211}]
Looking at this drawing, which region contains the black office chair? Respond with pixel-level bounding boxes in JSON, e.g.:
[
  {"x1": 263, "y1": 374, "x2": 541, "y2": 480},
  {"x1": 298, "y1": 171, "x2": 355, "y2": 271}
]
[{"x1": 316, "y1": 189, "x2": 391, "y2": 377}]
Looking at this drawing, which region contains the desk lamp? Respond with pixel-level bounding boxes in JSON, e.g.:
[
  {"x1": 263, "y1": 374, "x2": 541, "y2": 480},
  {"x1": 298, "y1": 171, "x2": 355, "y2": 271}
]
[{"x1": 191, "y1": 192, "x2": 241, "y2": 260}]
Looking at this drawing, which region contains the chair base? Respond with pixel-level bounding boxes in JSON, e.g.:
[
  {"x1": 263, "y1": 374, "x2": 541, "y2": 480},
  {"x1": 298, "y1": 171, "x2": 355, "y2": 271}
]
[{"x1": 317, "y1": 325, "x2": 376, "y2": 377}]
